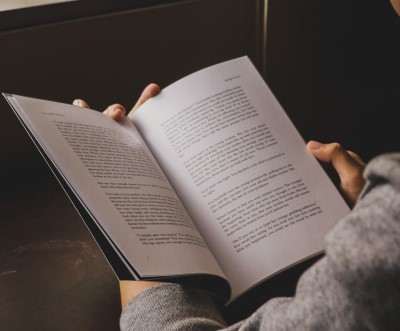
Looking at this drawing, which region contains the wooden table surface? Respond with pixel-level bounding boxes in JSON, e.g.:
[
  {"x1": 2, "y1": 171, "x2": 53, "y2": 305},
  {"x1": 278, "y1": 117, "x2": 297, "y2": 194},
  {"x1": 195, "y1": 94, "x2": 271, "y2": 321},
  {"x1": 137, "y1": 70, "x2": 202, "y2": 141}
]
[{"x1": 1, "y1": 157, "x2": 122, "y2": 330}]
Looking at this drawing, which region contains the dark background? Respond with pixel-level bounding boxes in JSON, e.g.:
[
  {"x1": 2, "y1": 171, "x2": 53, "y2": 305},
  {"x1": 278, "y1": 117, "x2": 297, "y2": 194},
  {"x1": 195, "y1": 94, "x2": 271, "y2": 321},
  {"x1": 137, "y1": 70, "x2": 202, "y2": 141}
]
[{"x1": 1, "y1": 0, "x2": 399, "y2": 330}]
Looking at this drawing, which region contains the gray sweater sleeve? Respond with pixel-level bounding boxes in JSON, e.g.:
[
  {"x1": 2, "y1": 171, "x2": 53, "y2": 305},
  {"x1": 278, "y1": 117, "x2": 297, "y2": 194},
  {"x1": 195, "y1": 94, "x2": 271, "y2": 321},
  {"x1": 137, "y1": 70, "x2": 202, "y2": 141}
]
[{"x1": 120, "y1": 153, "x2": 400, "y2": 331}]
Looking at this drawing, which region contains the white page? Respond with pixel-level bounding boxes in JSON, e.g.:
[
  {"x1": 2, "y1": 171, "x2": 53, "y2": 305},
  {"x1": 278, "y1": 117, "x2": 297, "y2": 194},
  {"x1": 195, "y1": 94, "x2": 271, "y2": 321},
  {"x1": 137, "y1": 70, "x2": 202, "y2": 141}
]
[
  {"x1": 7, "y1": 95, "x2": 225, "y2": 280},
  {"x1": 132, "y1": 56, "x2": 350, "y2": 300},
  {"x1": 0, "y1": 0, "x2": 76, "y2": 11}
]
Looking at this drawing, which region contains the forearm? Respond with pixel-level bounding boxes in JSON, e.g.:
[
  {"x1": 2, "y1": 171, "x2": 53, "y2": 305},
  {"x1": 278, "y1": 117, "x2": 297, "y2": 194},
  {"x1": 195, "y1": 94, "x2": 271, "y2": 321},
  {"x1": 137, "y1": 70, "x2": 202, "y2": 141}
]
[
  {"x1": 120, "y1": 283, "x2": 227, "y2": 331},
  {"x1": 119, "y1": 281, "x2": 164, "y2": 310}
]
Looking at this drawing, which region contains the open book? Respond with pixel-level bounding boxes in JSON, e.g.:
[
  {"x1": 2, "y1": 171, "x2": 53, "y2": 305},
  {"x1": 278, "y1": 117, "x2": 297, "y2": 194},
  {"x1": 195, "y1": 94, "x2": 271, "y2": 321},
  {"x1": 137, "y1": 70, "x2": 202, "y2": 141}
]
[{"x1": 4, "y1": 56, "x2": 350, "y2": 303}]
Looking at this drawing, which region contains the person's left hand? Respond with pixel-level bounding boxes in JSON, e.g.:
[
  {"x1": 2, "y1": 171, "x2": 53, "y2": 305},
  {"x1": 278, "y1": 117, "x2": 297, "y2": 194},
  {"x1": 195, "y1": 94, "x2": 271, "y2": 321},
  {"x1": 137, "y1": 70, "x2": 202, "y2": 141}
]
[{"x1": 72, "y1": 83, "x2": 160, "y2": 120}]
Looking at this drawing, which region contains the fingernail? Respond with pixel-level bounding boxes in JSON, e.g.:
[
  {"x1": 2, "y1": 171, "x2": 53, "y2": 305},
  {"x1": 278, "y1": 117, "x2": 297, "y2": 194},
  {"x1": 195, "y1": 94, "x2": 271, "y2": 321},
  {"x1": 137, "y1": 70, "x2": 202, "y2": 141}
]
[
  {"x1": 113, "y1": 107, "x2": 123, "y2": 116},
  {"x1": 308, "y1": 141, "x2": 323, "y2": 150},
  {"x1": 73, "y1": 100, "x2": 82, "y2": 107}
]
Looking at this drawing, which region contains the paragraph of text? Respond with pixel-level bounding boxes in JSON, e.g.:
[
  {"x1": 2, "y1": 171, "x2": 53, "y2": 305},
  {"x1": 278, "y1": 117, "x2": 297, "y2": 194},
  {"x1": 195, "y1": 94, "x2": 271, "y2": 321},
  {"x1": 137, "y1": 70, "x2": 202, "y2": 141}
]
[
  {"x1": 184, "y1": 124, "x2": 277, "y2": 187},
  {"x1": 136, "y1": 233, "x2": 207, "y2": 249},
  {"x1": 106, "y1": 192, "x2": 195, "y2": 230},
  {"x1": 231, "y1": 202, "x2": 323, "y2": 253},
  {"x1": 161, "y1": 86, "x2": 259, "y2": 157},
  {"x1": 55, "y1": 121, "x2": 165, "y2": 181}
]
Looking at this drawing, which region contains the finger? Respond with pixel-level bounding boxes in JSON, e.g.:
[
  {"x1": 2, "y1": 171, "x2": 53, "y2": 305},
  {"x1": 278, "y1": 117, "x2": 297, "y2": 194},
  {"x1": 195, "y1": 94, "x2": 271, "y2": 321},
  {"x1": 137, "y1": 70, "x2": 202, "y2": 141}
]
[
  {"x1": 128, "y1": 83, "x2": 161, "y2": 116},
  {"x1": 347, "y1": 150, "x2": 366, "y2": 167},
  {"x1": 103, "y1": 104, "x2": 126, "y2": 121},
  {"x1": 307, "y1": 141, "x2": 364, "y2": 179},
  {"x1": 72, "y1": 99, "x2": 90, "y2": 108}
]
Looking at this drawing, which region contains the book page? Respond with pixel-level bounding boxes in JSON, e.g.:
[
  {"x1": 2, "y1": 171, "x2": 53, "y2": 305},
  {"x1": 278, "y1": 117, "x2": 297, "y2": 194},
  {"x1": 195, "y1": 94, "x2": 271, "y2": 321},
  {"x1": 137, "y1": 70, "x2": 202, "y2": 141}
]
[
  {"x1": 6, "y1": 95, "x2": 225, "y2": 280},
  {"x1": 132, "y1": 56, "x2": 350, "y2": 300}
]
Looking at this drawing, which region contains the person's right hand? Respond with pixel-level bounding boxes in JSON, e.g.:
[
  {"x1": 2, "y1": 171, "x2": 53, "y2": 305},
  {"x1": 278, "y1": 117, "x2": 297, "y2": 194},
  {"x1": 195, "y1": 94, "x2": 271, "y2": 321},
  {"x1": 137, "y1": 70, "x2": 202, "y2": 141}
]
[
  {"x1": 72, "y1": 83, "x2": 160, "y2": 121},
  {"x1": 307, "y1": 141, "x2": 366, "y2": 207}
]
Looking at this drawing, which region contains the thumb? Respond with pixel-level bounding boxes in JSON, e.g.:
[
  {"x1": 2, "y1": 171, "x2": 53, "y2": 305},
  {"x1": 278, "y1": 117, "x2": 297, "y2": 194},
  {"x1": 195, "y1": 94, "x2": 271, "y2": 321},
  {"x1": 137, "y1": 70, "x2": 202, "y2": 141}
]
[
  {"x1": 129, "y1": 83, "x2": 161, "y2": 116},
  {"x1": 307, "y1": 140, "x2": 366, "y2": 206}
]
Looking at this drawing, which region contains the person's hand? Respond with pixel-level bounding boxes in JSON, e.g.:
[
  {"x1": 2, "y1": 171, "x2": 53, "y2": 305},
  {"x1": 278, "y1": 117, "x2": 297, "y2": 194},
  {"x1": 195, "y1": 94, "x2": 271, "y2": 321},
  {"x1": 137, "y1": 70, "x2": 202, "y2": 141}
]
[
  {"x1": 72, "y1": 83, "x2": 160, "y2": 120},
  {"x1": 390, "y1": 0, "x2": 400, "y2": 16},
  {"x1": 307, "y1": 141, "x2": 366, "y2": 207}
]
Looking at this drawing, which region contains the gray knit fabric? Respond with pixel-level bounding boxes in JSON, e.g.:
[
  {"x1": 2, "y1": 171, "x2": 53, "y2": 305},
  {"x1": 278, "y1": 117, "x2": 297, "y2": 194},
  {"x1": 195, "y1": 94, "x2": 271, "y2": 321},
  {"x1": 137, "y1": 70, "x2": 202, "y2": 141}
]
[{"x1": 120, "y1": 153, "x2": 400, "y2": 330}]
